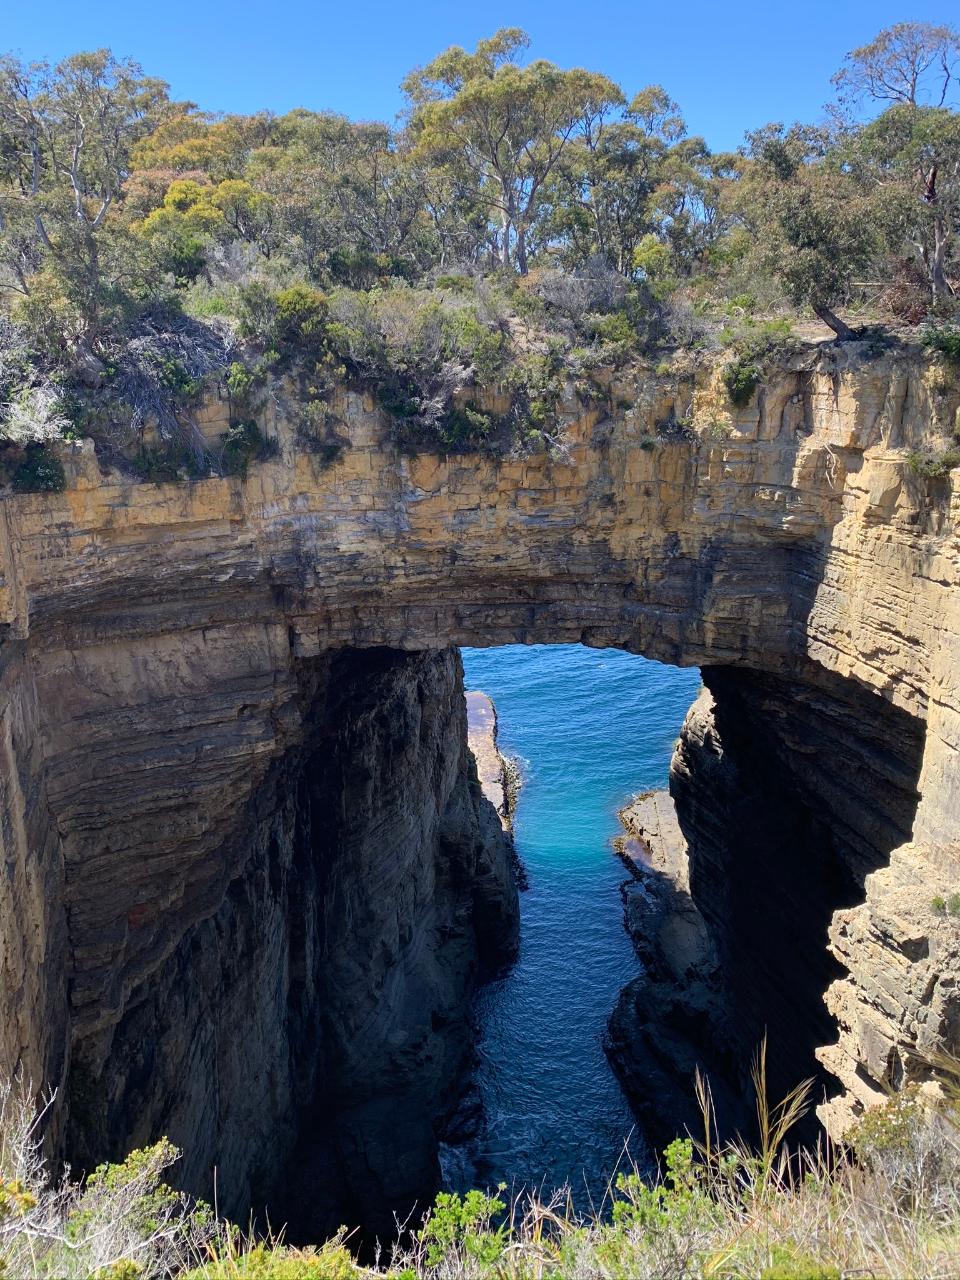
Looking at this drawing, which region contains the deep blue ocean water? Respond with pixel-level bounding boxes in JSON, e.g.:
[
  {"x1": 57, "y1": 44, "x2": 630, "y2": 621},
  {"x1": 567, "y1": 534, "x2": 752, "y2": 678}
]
[{"x1": 445, "y1": 644, "x2": 702, "y2": 1206}]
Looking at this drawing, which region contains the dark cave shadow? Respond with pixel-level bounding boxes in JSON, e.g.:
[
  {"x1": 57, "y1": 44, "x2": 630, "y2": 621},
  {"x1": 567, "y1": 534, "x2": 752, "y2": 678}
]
[{"x1": 680, "y1": 661, "x2": 925, "y2": 1145}]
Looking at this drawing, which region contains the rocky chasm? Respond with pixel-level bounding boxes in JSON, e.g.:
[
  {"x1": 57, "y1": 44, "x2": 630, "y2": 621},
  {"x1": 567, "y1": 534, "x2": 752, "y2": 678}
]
[{"x1": 0, "y1": 341, "x2": 958, "y2": 1230}]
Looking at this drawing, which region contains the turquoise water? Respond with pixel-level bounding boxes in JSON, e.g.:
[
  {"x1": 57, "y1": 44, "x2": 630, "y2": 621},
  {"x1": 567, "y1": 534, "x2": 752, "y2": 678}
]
[{"x1": 447, "y1": 644, "x2": 702, "y2": 1204}]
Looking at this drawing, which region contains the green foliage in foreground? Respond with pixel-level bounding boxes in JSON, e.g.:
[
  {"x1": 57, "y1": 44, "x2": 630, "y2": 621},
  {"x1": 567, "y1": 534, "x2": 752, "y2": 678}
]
[{"x1": 4, "y1": 1044, "x2": 960, "y2": 1279}]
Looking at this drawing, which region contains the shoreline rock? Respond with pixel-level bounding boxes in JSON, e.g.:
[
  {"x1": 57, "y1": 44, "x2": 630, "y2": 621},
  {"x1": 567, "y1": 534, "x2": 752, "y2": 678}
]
[
  {"x1": 606, "y1": 788, "x2": 745, "y2": 1156},
  {"x1": 466, "y1": 691, "x2": 515, "y2": 832},
  {"x1": 466, "y1": 689, "x2": 526, "y2": 889}
]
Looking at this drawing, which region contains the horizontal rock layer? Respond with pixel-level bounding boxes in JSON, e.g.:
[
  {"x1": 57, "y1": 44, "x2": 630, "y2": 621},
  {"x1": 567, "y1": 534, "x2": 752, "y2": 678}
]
[
  {"x1": 0, "y1": 341, "x2": 958, "y2": 1189},
  {"x1": 6, "y1": 640, "x2": 519, "y2": 1236}
]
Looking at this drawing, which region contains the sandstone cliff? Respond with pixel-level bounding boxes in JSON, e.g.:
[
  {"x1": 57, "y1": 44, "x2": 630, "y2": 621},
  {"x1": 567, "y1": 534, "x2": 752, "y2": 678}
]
[
  {"x1": 0, "y1": 338, "x2": 958, "y2": 1215},
  {"x1": 2, "y1": 640, "x2": 519, "y2": 1238}
]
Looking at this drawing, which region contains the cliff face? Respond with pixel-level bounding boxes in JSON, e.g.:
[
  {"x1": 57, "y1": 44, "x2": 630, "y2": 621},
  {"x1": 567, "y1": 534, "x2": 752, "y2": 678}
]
[
  {"x1": 611, "y1": 664, "x2": 928, "y2": 1133},
  {"x1": 5, "y1": 638, "x2": 519, "y2": 1237},
  {"x1": 0, "y1": 340, "x2": 958, "y2": 1203}
]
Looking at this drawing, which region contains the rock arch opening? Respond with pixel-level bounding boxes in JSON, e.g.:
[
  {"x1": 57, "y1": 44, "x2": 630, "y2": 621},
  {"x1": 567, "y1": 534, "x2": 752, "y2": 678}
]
[{"x1": 0, "y1": 348, "x2": 954, "y2": 1245}]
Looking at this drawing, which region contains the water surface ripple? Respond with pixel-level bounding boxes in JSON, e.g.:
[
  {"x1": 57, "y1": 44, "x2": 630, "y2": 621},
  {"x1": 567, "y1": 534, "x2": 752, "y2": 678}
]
[{"x1": 446, "y1": 644, "x2": 701, "y2": 1206}]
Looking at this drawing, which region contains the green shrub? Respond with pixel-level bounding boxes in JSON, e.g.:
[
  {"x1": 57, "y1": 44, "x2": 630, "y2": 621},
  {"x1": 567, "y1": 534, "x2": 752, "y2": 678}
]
[
  {"x1": 848, "y1": 1085, "x2": 924, "y2": 1161},
  {"x1": 438, "y1": 403, "x2": 496, "y2": 449},
  {"x1": 907, "y1": 448, "x2": 960, "y2": 479},
  {"x1": 434, "y1": 273, "x2": 475, "y2": 293},
  {"x1": 220, "y1": 420, "x2": 279, "y2": 478},
  {"x1": 721, "y1": 320, "x2": 793, "y2": 407},
  {"x1": 184, "y1": 1241, "x2": 357, "y2": 1279},
  {"x1": 442, "y1": 307, "x2": 506, "y2": 384},
  {"x1": 701, "y1": 416, "x2": 732, "y2": 442},
  {"x1": 761, "y1": 1245, "x2": 840, "y2": 1280},
  {"x1": 418, "y1": 1189, "x2": 506, "y2": 1268},
  {"x1": 933, "y1": 895, "x2": 948, "y2": 916},
  {"x1": 11, "y1": 446, "x2": 66, "y2": 493},
  {"x1": 147, "y1": 352, "x2": 204, "y2": 401},
  {"x1": 273, "y1": 285, "x2": 329, "y2": 348},
  {"x1": 949, "y1": 892, "x2": 960, "y2": 918},
  {"x1": 723, "y1": 357, "x2": 761, "y2": 407},
  {"x1": 922, "y1": 323, "x2": 960, "y2": 364},
  {"x1": 583, "y1": 310, "x2": 636, "y2": 347},
  {"x1": 132, "y1": 443, "x2": 206, "y2": 484},
  {"x1": 224, "y1": 360, "x2": 260, "y2": 407}
]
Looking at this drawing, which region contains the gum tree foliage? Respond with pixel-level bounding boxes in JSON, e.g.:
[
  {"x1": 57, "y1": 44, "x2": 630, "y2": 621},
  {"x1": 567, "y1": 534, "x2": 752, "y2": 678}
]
[
  {"x1": 833, "y1": 22, "x2": 960, "y2": 109},
  {"x1": 402, "y1": 29, "x2": 623, "y2": 272},
  {"x1": 539, "y1": 86, "x2": 688, "y2": 274},
  {"x1": 0, "y1": 50, "x2": 168, "y2": 356},
  {"x1": 0, "y1": 18, "x2": 958, "y2": 466},
  {"x1": 833, "y1": 23, "x2": 960, "y2": 302},
  {"x1": 854, "y1": 104, "x2": 960, "y2": 301},
  {"x1": 248, "y1": 112, "x2": 441, "y2": 285},
  {"x1": 737, "y1": 125, "x2": 879, "y2": 339}
]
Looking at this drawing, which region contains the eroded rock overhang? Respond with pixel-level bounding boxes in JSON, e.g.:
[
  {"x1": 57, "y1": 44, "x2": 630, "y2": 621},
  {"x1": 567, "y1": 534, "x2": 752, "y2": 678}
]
[{"x1": 0, "y1": 342, "x2": 957, "y2": 1160}]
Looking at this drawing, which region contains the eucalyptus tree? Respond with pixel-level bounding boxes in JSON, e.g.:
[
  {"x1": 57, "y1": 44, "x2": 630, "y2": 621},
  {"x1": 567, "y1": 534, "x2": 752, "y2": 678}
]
[
  {"x1": 402, "y1": 28, "x2": 623, "y2": 272},
  {"x1": 833, "y1": 21, "x2": 960, "y2": 109},
  {"x1": 738, "y1": 124, "x2": 879, "y2": 339},
  {"x1": 540, "y1": 86, "x2": 685, "y2": 274},
  {"x1": 853, "y1": 104, "x2": 960, "y2": 302},
  {"x1": 833, "y1": 23, "x2": 960, "y2": 303},
  {"x1": 0, "y1": 50, "x2": 168, "y2": 354}
]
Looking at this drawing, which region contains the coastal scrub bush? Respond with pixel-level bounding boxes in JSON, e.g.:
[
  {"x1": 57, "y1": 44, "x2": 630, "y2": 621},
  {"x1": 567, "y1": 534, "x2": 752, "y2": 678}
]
[
  {"x1": 0, "y1": 1075, "x2": 211, "y2": 1279},
  {"x1": 238, "y1": 283, "x2": 330, "y2": 370},
  {"x1": 5, "y1": 1049, "x2": 960, "y2": 1279},
  {"x1": 0, "y1": 386, "x2": 72, "y2": 446},
  {"x1": 220, "y1": 420, "x2": 279, "y2": 478},
  {"x1": 416, "y1": 1188, "x2": 507, "y2": 1268},
  {"x1": 723, "y1": 356, "x2": 761, "y2": 406},
  {"x1": 907, "y1": 447, "x2": 960, "y2": 478},
  {"x1": 185, "y1": 1239, "x2": 357, "y2": 1279},
  {"x1": 322, "y1": 285, "x2": 517, "y2": 452},
  {"x1": 922, "y1": 323, "x2": 960, "y2": 364},
  {"x1": 721, "y1": 321, "x2": 793, "y2": 408},
  {"x1": 10, "y1": 446, "x2": 66, "y2": 493},
  {"x1": 224, "y1": 359, "x2": 262, "y2": 410}
]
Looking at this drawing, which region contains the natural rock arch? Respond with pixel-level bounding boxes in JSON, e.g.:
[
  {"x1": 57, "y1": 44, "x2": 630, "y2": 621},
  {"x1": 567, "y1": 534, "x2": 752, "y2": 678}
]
[{"x1": 0, "y1": 345, "x2": 957, "y2": 1233}]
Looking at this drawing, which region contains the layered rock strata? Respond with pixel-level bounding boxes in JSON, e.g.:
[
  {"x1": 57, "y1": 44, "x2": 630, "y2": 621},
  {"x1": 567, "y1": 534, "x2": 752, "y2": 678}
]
[
  {"x1": 610, "y1": 661, "x2": 932, "y2": 1143},
  {"x1": 7, "y1": 640, "x2": 519, "y2": 1238},
  {"x1": 0, "y1": 339, "x2": 958, "y2": 1211}
]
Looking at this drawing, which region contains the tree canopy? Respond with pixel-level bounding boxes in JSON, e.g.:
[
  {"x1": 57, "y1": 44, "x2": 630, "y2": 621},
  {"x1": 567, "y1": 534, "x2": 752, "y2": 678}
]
[{"x1": 0, "y1": 19, "x2": 957, "y2": 455}]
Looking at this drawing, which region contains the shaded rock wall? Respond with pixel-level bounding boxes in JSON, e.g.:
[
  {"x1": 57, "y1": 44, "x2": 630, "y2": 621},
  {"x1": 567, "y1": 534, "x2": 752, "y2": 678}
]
[
  {"x1": 673, "y1": 668, "x2": 924, "y2": 1119},
  {"x1": 609, "y1": 664, "x2": 930, "y2": 1143},
  {"x1": 9, "y1": 640, "x2": 519, "y2": 1237},
  {"x1": 0, "y1": 643, "x2": 67, "y2": 1109}
]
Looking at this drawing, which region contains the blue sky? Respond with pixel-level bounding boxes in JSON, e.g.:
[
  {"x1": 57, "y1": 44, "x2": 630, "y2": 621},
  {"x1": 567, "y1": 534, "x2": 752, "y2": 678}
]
[{"x1": 4, "y1": 1, "x2": 952, "y2": 152}]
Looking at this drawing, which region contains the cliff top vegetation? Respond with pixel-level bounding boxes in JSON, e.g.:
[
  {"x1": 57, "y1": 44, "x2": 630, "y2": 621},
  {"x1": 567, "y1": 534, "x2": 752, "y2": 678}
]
[
  {"x1": 3, "y1": 1046, "x2": 960, "y2": 1278},
  {"x1": 0, "y1": 21, "x2": 958, "y2": 483}
]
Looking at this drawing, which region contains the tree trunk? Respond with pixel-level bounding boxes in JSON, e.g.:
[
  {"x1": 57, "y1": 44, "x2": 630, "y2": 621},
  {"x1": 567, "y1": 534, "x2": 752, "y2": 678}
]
[
  {"x1": 813, "y1": 302, "x2": 856, "y2": 342},
  {"x1": 930, "y1": 217, "x2": 954, "y2": 301},
  {"x1": 500, "y1": 209, "x2": 511, "y2": 270},
  {"x1": 516, "y1": 226, "x2": 528, "y2": 275}
]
